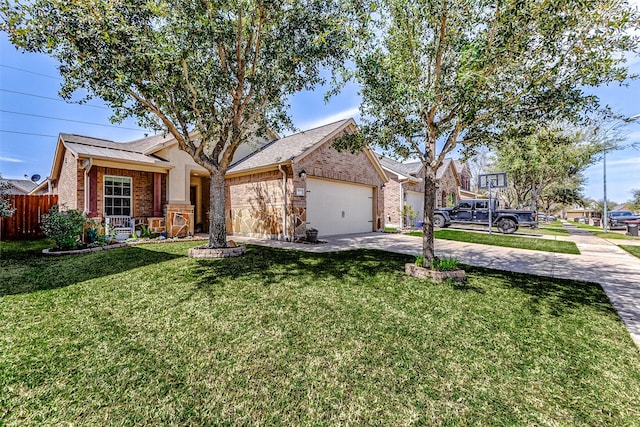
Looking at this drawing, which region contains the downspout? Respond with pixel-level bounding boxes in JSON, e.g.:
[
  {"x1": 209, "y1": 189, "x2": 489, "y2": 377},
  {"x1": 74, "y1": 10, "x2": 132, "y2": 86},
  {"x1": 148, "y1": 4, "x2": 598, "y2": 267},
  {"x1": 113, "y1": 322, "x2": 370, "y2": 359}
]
[
  {"x1": 278, "y1": 164, "x2": 288, "y2": 241},
  {"x1": 399, "y1": 180, "x2": 405, "y2": 229}
]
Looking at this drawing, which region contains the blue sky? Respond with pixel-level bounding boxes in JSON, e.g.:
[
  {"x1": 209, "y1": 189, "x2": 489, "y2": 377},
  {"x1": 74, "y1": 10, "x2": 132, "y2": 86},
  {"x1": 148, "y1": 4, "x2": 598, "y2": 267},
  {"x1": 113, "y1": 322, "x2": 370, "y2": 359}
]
[{"x1": 1, "y1": 22, "x2": 639, "y2": 204}]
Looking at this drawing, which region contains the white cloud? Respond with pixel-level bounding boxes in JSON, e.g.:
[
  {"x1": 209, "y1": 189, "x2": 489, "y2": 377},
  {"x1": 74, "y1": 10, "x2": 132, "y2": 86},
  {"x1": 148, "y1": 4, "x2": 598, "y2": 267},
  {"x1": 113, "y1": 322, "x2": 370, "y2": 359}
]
[
  {"x1": 0, "y1": 156, "x2": 24, "y2": 163},
  {"x1": 297, "y1": 107, "x2": 361, "y2": 131}
]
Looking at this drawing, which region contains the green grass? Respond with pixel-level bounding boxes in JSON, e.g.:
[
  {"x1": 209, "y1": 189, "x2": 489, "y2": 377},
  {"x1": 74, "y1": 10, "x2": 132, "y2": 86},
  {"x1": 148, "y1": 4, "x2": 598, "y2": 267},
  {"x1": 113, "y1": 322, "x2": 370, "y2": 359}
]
[
  {"x1": 1, "y1": 240, "x2": 639, "y2": 425},
  {"x1": 620, "y1": 245, "x2": 640, "y2": 259},
  {"x1": 534, "y1": 221, "x2": 570, "y2": 236},
  {"x1": 408, "y1": 229, "x2": 580, "y2": 254}
]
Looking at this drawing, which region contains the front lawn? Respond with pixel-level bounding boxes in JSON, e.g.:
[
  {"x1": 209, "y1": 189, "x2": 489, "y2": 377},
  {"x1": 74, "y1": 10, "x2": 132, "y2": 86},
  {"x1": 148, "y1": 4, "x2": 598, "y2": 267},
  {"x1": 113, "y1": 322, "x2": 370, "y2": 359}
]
[
  {"x1": 409, "y1": 229, "x2": 580, "y2": 254},
  {"x1": 620, "y1": 245, "x2": 640, "y2": 259},
  {"x1": 1, "y1": 241, "x2": 638, "y2": 425},
  {"x1": 591, "y1": 231, "x2": 640, "y2": 240}
]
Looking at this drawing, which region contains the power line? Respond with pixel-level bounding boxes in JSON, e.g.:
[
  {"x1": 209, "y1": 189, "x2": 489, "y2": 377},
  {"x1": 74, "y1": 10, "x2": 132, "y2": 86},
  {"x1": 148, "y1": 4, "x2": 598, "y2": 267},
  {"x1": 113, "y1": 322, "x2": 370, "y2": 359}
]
[
  {"x1": 0, "y1": 88, "x2": 109, "y2": 110},
  {"x1": 0, "y1": 64, "x2": 62, "y2": 80},
  {"x1": 0, "y1": 109, "x2": 147, "y2": 132},
  {"x1": 0, "y1": 130, "x2": 58, "y2": 138}
]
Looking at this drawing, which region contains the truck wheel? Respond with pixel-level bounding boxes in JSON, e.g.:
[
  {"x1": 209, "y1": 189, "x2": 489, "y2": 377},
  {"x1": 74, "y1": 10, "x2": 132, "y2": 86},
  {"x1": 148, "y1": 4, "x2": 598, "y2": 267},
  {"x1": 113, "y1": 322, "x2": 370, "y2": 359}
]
[
  {"x1": 433, "y1": 215, "x2": 446, "y2": 228},
  {"x1": 497, "y1": 218, "x2": 517, "y2": 234}
]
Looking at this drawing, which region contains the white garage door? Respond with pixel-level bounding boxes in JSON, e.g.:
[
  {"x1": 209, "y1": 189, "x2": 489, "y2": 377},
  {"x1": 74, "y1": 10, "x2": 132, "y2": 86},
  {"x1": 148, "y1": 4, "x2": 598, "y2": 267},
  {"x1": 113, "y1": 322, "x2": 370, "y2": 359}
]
[
  {"x1": 405, "y1": 190, "x2": 424, "y2": 226},
  {"x1": 306, "y1": 178, "x2": 373, "y2": 236}
]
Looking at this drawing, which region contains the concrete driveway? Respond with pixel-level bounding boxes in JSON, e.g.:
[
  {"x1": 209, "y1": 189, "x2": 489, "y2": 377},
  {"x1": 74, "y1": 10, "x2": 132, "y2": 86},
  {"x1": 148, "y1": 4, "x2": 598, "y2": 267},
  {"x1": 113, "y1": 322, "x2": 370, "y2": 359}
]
[{"x1": 233, "y1": 228, "x2": 640, "y2": 347}]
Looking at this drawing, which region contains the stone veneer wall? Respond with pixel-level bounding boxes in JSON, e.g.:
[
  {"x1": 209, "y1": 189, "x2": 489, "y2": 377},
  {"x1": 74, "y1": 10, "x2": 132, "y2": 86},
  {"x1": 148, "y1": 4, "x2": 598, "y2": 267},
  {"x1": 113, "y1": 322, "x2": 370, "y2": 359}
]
[
  {"x1": 147, "y1": 217, "x2": 166, "y2": 234},
  {"x1": 165, "y1": 204, "x2": 194, "y2": 237},
  {"x1": 226, "y1": 169, "x2": 294, "y2": 239}
]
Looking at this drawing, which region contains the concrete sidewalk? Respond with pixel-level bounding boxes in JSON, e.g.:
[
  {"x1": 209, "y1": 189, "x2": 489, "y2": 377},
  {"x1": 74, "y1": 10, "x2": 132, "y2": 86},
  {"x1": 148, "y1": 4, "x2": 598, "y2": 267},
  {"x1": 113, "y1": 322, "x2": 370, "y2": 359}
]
[{"x1": 234, "y1": 228, "x2": 640, "y2": 347}]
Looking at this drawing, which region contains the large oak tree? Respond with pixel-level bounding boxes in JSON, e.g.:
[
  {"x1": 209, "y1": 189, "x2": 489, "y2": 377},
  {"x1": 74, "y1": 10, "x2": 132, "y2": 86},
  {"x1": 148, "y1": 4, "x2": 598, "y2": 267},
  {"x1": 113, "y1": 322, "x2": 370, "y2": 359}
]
[
  {"x1": 1, "y1": 0, "x2": 361, "y2": 248},
  {"x1": 336, "y1": 0, "x2": 639, "y2": 263}
]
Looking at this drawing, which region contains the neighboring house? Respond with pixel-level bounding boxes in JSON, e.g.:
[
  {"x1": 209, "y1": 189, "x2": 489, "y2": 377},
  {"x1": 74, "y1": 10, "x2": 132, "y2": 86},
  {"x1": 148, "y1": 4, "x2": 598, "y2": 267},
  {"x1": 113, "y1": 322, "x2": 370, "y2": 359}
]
[
  {"x1": 0, "y1": 178, "x2": 38, "y2": 195},
  {"x1": 564, "y1": 206, "x2": 598, "y2": 222},
  {"x1": 378, "y1": 156, "x2": 474, "y2": 228},
  {"x1": 40, "y1": 118, "x2": 387, "y2": 239}
]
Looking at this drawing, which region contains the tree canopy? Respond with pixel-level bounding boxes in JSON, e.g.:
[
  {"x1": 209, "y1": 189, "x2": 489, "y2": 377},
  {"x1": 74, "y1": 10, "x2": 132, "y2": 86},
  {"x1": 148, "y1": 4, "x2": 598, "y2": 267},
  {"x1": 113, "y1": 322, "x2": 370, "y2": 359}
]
[
  {"x1": 336, "y1": 0, "x2": 640, "y2": 261},
  {"x1": 491, "y1": 124, "x2": 603, "y2": 211},
  {"x1": 1, "y1": 0, "x2": 362, "y2": 247}
]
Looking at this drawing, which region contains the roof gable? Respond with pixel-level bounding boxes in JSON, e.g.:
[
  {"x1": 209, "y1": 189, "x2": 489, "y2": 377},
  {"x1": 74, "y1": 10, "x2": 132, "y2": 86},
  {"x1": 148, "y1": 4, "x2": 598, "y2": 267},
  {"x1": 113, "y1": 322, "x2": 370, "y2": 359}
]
[{"x1": 228, "y1": 119, "x2": 353, "y2": 173}]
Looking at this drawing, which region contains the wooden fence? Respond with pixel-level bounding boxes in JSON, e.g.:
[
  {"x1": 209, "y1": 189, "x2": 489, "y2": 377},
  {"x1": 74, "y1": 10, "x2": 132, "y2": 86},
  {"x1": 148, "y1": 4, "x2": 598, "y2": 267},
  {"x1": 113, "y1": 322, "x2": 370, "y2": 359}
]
[{"x1": 1, "y1": 195, "x2": 58, "y2": 241}]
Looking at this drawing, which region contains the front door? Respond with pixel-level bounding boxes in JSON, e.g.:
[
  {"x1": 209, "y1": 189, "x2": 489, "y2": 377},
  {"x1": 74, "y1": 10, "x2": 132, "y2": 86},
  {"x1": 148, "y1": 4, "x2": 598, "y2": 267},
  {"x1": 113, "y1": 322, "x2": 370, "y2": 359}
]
[{"x1": 190, "y1": 186, "x2": 201, "y2": 233}]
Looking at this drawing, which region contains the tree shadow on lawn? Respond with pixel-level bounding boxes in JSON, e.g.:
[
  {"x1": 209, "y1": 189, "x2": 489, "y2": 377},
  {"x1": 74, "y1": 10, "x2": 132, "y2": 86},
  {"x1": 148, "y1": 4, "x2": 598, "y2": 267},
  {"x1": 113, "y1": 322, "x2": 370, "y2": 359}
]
[
  {"x1": 463, "y1": 265, "x2": 619, "y2": 318},
  {"x1": 192, "y1": 246, "x2": 410, "y2": 291},
  {"x1": 0, "y1": 245, "x2": 182, "y2": 297},
  {"x1": 192, "y1": 245, "x2": 618, "y2": 318}
]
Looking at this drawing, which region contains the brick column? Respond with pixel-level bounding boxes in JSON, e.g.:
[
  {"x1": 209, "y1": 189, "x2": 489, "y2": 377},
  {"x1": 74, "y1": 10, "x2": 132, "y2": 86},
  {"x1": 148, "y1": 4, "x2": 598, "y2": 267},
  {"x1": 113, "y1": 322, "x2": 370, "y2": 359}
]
[{"x1": 88, "y1": 168, "x2": 98, "y2": 217}]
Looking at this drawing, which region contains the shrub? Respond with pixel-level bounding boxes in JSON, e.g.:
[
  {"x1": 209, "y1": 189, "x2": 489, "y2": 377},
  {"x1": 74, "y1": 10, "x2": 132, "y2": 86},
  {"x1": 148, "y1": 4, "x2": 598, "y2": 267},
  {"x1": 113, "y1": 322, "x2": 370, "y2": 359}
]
[
  {"x1": 432, "y1": 256, "x2": 460, "y2": 271},
  {"x1": 41, "y1": 205, "x2": 85, "y2": 249},
  {"x1": 0, "y1": 174, "x2": 15, "y2": 218}
]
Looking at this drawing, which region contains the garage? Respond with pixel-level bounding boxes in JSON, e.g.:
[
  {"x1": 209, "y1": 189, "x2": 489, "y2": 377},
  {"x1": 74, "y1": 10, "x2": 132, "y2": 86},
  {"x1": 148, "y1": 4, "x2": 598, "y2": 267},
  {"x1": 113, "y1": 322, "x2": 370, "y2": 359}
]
[
  {"x1": 306, "y1": 178, "x2": 374, "y2": 236},
  {"x1": 405, "y1": 190, "x2": 424, "y2": 226}
]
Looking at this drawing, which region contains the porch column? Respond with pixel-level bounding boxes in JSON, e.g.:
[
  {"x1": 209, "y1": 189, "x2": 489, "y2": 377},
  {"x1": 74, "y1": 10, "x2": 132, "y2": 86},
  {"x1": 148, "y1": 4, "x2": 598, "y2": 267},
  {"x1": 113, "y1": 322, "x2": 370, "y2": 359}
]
[
  {"x1": 88, "y1": 168, "x2": 98, "y2": 217},
  {"x1": 153, "y1": 173, "x2": 163, "y2": 217}
]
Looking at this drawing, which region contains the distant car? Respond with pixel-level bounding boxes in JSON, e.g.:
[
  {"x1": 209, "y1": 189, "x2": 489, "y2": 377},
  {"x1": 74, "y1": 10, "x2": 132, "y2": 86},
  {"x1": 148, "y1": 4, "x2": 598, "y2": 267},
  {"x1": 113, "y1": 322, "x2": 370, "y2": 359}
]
[
  {"x1": 538, "y1": 213, "x2": 557, "y2": 222},
  {"x1": 607, "y1": 210, "x2": 640, "y2": 230},
  {"x1": 577, "y1": 216, "x2": 587, "y2": 223}
]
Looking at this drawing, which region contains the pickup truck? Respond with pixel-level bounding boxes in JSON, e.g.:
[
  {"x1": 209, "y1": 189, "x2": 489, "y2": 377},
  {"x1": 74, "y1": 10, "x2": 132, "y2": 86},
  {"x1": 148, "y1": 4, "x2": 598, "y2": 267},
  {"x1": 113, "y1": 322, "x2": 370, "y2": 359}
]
[
  {"x1": 607, "y1": 210, "x2": 640, "y2": 230},
  {"x1": 433, "y1": 199, "x2": 537, "y2": 234}
]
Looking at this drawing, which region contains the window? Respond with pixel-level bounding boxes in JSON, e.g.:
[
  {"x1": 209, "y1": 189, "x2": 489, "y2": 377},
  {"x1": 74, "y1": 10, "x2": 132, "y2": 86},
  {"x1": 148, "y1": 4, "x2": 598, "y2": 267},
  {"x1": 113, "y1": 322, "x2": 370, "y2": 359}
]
[
  {"x1": 475, "y1": 200, "x2": 488, "y2": 209},
  {"x1": 458, "y1": 201, "x2": 472, "y2": 209},
  {"x1": 104, "y1": 176, "x2": 132, "y2": 216}
]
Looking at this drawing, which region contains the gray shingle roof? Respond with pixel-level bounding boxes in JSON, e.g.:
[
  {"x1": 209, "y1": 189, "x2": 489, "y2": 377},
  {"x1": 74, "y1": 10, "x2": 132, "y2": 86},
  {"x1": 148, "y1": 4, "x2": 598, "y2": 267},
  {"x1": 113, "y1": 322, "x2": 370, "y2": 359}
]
[
  {"x1": 229, "y1": 119, "x2": 351, "y2": 173},
  {"x1": 60, "y1": 133, "x2": 172, "y2": 165},
  {"x1": 379, "y1": 155, "x2": 460, "y2": 180},
  {"x1": 377, "y1": 155, "x2": 422, "y2": 177},
  {"x1": 0, "y1": 179, "x2": 38, "y2": 195}
]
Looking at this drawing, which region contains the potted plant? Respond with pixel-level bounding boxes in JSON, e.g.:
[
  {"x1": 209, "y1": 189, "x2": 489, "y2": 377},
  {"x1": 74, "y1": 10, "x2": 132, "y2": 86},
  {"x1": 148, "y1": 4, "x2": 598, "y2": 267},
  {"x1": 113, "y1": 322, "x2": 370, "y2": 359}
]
[{"x1": 405, "y1": 255, "x2": 466, "y2": 282}]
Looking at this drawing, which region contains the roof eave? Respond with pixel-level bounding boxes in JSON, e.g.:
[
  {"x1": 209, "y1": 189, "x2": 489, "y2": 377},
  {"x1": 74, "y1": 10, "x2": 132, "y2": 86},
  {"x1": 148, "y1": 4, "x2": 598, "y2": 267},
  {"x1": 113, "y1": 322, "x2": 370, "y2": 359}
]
[{"x1": 226, "y1": 160, "x2": 292, "y2": 178}]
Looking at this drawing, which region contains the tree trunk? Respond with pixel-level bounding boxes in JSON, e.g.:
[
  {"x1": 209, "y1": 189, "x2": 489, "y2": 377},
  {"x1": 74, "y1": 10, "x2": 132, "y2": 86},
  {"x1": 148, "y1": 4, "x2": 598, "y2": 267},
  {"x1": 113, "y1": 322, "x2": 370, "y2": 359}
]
[
  {"x1": 422, "y1": 166, "x2": 437, "y2": 266},
  {"x1": 208, "y1": 169, "x2": 227, "y2": 248}
]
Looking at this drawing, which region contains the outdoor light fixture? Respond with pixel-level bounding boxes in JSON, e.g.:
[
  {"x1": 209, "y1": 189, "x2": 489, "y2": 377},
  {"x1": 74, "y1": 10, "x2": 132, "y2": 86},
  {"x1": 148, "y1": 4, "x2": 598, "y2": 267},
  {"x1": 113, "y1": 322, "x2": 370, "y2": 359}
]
[
  {"x1": 298, "y1": 169, "x2": 307, "y2": 180},
  {"x1": 380, "y1": 183, "x2": 386, "y2": 189}
]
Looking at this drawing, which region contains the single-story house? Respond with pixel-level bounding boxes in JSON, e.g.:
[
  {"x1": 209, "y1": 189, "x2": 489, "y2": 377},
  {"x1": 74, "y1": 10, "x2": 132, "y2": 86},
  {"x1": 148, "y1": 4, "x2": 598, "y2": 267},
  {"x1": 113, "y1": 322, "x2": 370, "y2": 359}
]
[
  {"x1": 37, "y1": 118, "x2": 387, "y2": 239},
  {"x1": 378, "y1": 155, "x2": 475, "y2": 228},
  {"x1": 0, "y1": 178, "x2": 39, "y2": 195}
]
